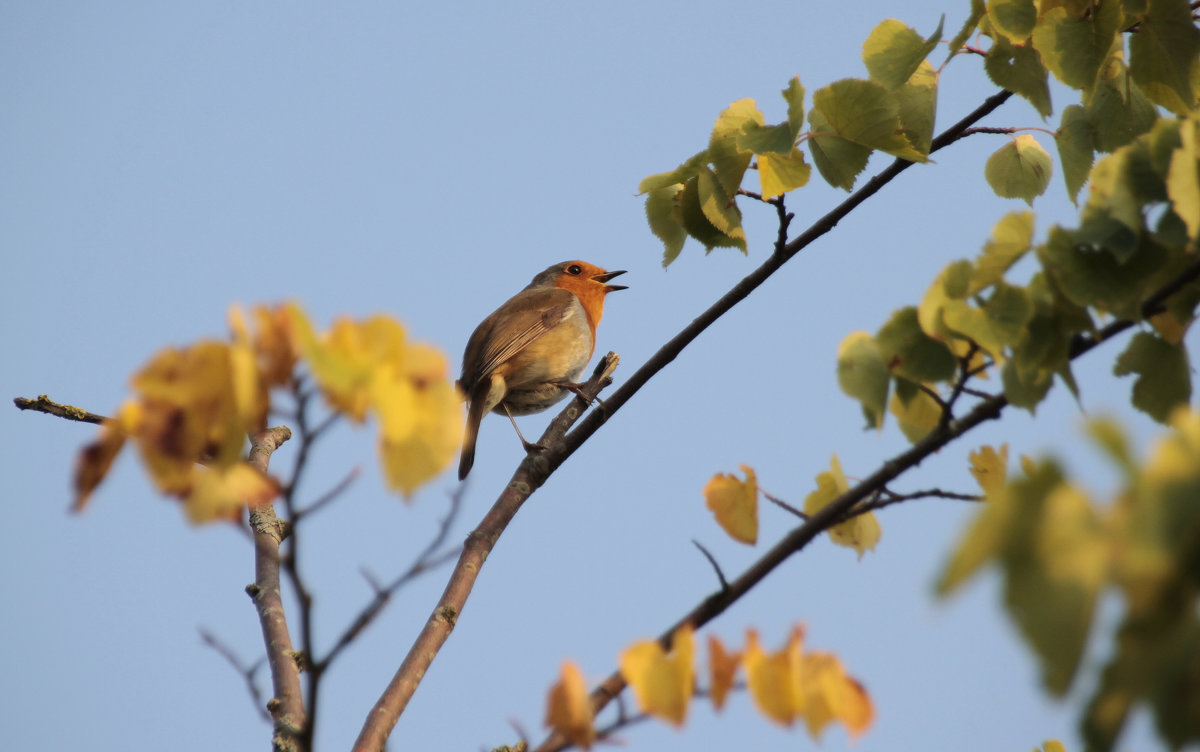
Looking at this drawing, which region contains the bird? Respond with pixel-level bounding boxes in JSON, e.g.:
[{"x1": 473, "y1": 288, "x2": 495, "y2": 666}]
[{"x1": 457, "y1": 260, "x2": 627, "y2": 480}]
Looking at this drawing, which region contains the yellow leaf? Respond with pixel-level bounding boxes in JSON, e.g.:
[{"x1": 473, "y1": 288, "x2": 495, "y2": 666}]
[
  {"x1": 233, "y1": 303, "x2": 298, "y2": 388},
  {"x1": 703, "y1": 465, "x2": 758, "y2": 544},
  {"x1": 184, "y1": 462, "x2": 280, "y2": 524},
  {"x1": 889, "y1": 383, "x2": 942, "y2": 443},
  {"x1": 969, "y1": 444, "x2": 1009, "y2": 497},
  {"x1": 128, "y1": 341, "x2": 252, "y2": 487},
  {"x1": 795, "y1": 652, "x2": 874, "y2": 739},
  {"x1": 619, "y1": 625, "x2": 695, "y2": 726},
  {"x1": 1041, "y1": 741, "x2": 1068, "y2": 752},
  {"x1": 377, "y1": 376, "x2": 464, "y2": 499},
  {"x1": 829, "y1": 510, "x2": 882, "y2": 559},
  {"x1": 743, "y1": 627, "x2": 803, "y2": 725},
  {"x1": 708, "y1": 634, "x2": 740, "y2": 712},
  {"x1": 544, "y1": 661, "x2": 594, "y2": 750},
  {"x1": 805, "y1": 455, "x2": 880, "y2": 558}
]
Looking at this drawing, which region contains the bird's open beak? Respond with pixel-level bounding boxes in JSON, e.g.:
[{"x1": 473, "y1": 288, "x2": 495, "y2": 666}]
[{"x1": 593, "y1": 269, "x2": 628, "y2": 292}]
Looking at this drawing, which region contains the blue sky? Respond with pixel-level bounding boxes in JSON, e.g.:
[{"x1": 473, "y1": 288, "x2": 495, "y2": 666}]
[{"x1": 2, "y1": 2, "x2": 1191, "y2": 751}]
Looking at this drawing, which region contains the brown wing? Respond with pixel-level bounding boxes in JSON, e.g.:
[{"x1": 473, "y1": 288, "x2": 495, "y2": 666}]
[{"x1": 460, "y1": 287, "x2": 575, "y2": 389}]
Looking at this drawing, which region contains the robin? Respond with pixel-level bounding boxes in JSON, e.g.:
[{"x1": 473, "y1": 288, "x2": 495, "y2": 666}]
[{"x1": 457, "y1": 260, "x2": 627, "y2": 480}]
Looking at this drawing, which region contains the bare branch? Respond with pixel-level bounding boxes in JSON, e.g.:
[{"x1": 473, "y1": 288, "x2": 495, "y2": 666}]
[
  {"x1": 13, "y1": 394, "x2": 108, "y2": 424},
  {"x1": 319, "y1": 485, "x2": 468, "y2": 671},
  {"x1": 199, "y1": 627, "x2": 272, "y2": 723},
  {"x1": 244, "y1": 426, "x2": 308, "y2": 752},
  {"x1": 762, "y1": 490, "x2": 807, "y2": 520},
  {"x1": 351, "y1": 354, "x2": 620, "y2": 752}
]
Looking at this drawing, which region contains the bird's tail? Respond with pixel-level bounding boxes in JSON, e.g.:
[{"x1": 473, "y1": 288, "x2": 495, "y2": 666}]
[{"x1": 458, "y1": 389, "x2": 489, "y2": 480}]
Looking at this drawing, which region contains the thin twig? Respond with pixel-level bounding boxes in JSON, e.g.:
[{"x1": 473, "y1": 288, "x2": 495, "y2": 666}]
[
  {"x1": 318, "y1": 485, "x2": 468, "y2": 671},
  {"x1": 762, "y1": 490, "x2": 807, "y2": 520},
  {"x1": 293, "y1": 466, "x2": 362, "y2": 522},
  {"x1": 199, "y1": 627, "x2": 273, "y2": 723},
  {"x1": 691, "y1": 540, "x2": 730, "y2": 592},
  {"x1": 12, "y1": 395, "x2": 108, "y2": 424}
]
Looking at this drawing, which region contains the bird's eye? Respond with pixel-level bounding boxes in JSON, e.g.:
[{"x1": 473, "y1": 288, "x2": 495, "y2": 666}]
[{"x1": 566, "y1": 264, "x2": 583, "y2": 275}]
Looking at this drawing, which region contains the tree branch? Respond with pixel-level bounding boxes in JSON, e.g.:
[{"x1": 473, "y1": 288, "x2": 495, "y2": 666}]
[
  {"x1": 350, "y1": 354, "x2": 621, "y2": 752},
  {"x1": 351, "y1": 90, "x2": 1015, "y2": 752},
  {"x1": 529, "y1": 253, "x2": 1200, "y2": 752},
  {"x1": 12, "y1": 394, "x2": 108, "y2": 424},
  {"x1": 244, "y1": 426, "x2": 308, "y2": 752}
]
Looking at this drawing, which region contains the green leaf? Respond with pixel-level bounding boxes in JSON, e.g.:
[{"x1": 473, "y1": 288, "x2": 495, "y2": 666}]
[
  {"x1": 737, "y1": 78, "x2": 807, "y2": 157},
  {"x1": 1113, "y1": 332, "x2": 1192, "y2": 422},
  {"x1": 1085, "y1": 59, "x2": 1159, "y2": 153},
  {"x1": 973, "y1": 210, "x2": 1034, "y2": 292},
  {"x1": 1056, "y1": 105, "x2": 1096, "y2": 203},
  {"x1": 1128, "y1": 0, "x2": 1200, "y2": 115},
  {"x1": 985, "y1": 134, "x2": 1053, "y2": 205},
  {"x1": 1038, "y1": 227, "x2": 1183, "y2": 320},
  {"x1": 987, "y1": 0, "x2": 1037, "y2": 43},
  {"x1": 758, "y1": 148, "x2": 811, "y2": 199},
  {"x1": 875, "y1": 306, "x2": 958, "y2": 383},
  {"x1": 645, "y1": 184, "x2": 686, "y2": 268},
  {"x1": 811, "y1": 78, "x2": 927, "y2": 161},
  {"x1": 890, "y1": 379, "x2": 942, "y2": 442},
  {"x1": 677, "y1": 175, "x2": 746, "y2": 253},
  {"x1": 941, "y1": 280, "x2": 1035, "y2": 360},
  {"x1": 782, "y1": 76, "x2": 805, "y2": 133},
  {"x1": 1031, "y1": 1, "x2": 1123, "y2": 91},
  {"x1": 806, "y1": 105, "x2": 871, "y2": 191},
  {"x1": 943, "y1": 259, "x2": 976, "y2": 299},
  {"x1": 895, "y1": 61, "x2": 939, "y2": 156},
  {"x1": 984, "y1": 35, "x2": 1052, "y2": 117},
  {"x1": 1002, "y1": 355, "x2": 1054, "y2": 410},
  {"x1": 708, "y1": 98, "x2": 763, "y2": 196},
  {"x1": 639, "y1": 149, "x2": 711, "y2": 194},
  {"x1": 945, "y1": 0, "x2": 986, "y2": 64},
  {"x1": 696, "y1": 167, "x2": 746, "y2": 245},
  {"x1": 1166, "y1": 117, "x2": 1200, "y2": 243},
  {"x1": 862, "y1": 16, "x2": 944, "y2": 90},
  {"x1": 938, "y1": 460, "x2": 1104, "y2": 696},
  {"x1": 837, "y1": 331, "x2": 890, "y2": 429}
]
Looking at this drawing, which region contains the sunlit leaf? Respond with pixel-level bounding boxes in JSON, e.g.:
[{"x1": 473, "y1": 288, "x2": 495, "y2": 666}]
[
  {"x1": 545, "y1": 661, "x2": 594, "y2": 750},
  {"x1": 703, "y1": 465, "x2": 759, "y2": 545},
  {"x1": 620, "y1": 625, "x2": 695, "y2": 726}
]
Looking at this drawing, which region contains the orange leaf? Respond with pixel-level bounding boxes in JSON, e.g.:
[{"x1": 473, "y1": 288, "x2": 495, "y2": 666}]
[
  {"x1": 545, "y1": 660, "x2": 594, "y2": 750},
  {"x1": 708, "y1": 634, "x2": 741, "y2": 711},
  {"x1": 704, "y1": 465, "x2": 758, "y2": 544},
  {"x1": 619, "y1": 625, "x2": 695, "y2": 726},
  {"x1": 72, "y1": 411, "x2": 129, "y2": 512}
]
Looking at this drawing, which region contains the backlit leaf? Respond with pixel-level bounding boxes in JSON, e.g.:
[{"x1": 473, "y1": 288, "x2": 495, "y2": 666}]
[
  {"x1": 1113, "y1": 332, "x2": 1192, "y2": 422},
  {"x1": 645, "y1": 184, "x2": 687, "y2": 267},
  {"x1": 862, "y1": 17, "x2": 943, "y2": 90},
  {"x1": 759, "y1": 148, "x2": 812, "y2": 199},
  {"x1": 984, "y1": 134, "x2": 1053, "y2": 205},
  {"x1": 1128, "y1": 0, "x2": 1200, "y2": 115},
  {"x1": 812, "y1": 78, "x2": 927, "y2": 161},
  {"x1": 837, "y1": 332, "x2": 890, "y2": 429}
]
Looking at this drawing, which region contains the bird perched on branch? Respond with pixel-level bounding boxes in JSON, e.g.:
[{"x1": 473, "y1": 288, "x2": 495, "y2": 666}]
[{"x1": 457, "y1": 260, "x2": 627, "y2": 480}]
